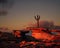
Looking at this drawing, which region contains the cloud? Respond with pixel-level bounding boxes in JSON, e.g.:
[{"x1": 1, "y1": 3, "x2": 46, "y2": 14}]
[
  {"x1": 0, "y1": 0, "x2": 7, "y2": 3},
  {"x1": 0, "y1": 0, "x2": 14, "y2": 16}
]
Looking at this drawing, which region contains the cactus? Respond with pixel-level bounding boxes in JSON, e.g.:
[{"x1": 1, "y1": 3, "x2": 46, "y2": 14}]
[{"x1": 34, "y1": 15, "x2": 40, "y2": 28}]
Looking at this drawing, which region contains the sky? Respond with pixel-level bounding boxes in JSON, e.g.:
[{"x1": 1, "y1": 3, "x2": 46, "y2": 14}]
[{"x1": 0, "y1": 0, "x2": 60, "y2": 30}]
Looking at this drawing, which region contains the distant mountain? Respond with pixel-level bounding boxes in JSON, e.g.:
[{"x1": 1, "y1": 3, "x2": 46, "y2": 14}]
[
  {"x1": 0, "y1": 27, "x2": 12, "y2": 33},
  {"x1": 54, "y1": 26, "x2": 60, "y2": 30}
]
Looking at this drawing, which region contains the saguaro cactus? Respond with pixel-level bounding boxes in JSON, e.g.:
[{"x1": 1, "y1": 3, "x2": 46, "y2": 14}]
[{"x1": 34, "y1": 15, "x2": 40, "y2": 28}]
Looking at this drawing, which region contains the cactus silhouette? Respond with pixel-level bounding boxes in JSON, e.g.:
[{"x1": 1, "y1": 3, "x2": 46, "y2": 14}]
[{"x1": 34, "y1": 15, "x2": 40, "y2": 28}]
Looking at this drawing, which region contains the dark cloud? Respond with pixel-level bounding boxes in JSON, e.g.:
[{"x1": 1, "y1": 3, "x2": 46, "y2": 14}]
[
  {"x1": 0, "y1": 11, "x2": 7, "y2": 16},
  {"x1": 0, "y1": 0, "x2": 7, "y2": 3},
  {"x1": 0, "y1": 0, "x2": 14, "y2": 16}
]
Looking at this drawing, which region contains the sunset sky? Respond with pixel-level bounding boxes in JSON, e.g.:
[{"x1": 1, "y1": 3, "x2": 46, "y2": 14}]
[{"x1": 0, "y1": 0, "x2": 60, "y2": 30}]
